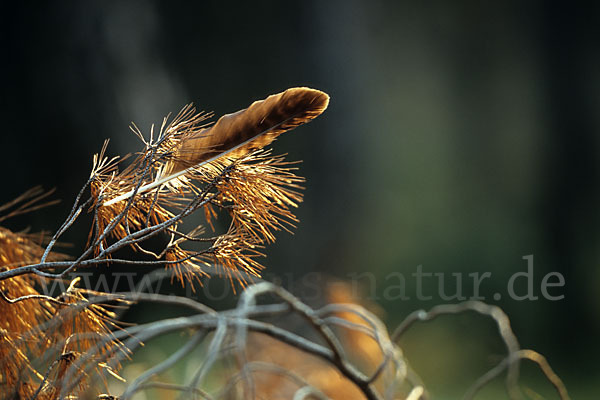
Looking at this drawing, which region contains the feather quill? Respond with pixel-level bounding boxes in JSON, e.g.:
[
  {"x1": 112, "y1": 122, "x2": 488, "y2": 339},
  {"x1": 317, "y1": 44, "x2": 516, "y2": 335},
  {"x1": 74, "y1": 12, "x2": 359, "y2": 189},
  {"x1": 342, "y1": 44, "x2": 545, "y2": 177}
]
[{"x1": 103, "y1": 87, "x2": 329, "y2": 206}]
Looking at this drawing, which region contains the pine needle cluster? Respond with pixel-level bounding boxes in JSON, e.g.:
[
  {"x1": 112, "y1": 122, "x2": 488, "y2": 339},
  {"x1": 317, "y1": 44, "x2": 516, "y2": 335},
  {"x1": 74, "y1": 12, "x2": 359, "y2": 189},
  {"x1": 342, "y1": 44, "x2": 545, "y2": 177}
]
[
  {"x1": 0, "y1": 191, "x2": 125, "y2": 399},
  {"x1": 89, "y1": 104, "x2": 308, "y2": 287}
]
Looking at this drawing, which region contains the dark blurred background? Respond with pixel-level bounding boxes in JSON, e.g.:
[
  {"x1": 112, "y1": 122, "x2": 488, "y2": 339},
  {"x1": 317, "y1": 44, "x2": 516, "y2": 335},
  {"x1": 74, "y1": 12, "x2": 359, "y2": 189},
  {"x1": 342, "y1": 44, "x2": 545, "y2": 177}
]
[{"x1": 1, "y1": 1, "x2": 598, "y2": 397}]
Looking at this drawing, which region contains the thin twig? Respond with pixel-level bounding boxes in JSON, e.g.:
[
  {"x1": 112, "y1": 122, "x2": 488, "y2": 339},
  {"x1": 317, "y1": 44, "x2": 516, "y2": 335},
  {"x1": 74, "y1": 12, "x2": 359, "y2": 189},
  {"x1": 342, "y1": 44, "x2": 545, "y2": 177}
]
[{"x1": 392, "y1": 301, "x2": 521, "y2": 400}]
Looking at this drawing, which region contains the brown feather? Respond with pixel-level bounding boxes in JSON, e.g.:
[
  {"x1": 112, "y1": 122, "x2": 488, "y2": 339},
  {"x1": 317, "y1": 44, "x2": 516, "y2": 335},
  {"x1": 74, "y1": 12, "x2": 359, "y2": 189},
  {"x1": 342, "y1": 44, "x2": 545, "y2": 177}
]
[
  {"x1": 164, "y1": 87, "x2": 330, "y2": 175},
  {"x1": 102, "y1": 87, "x2": 329, "y2": 206}
]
